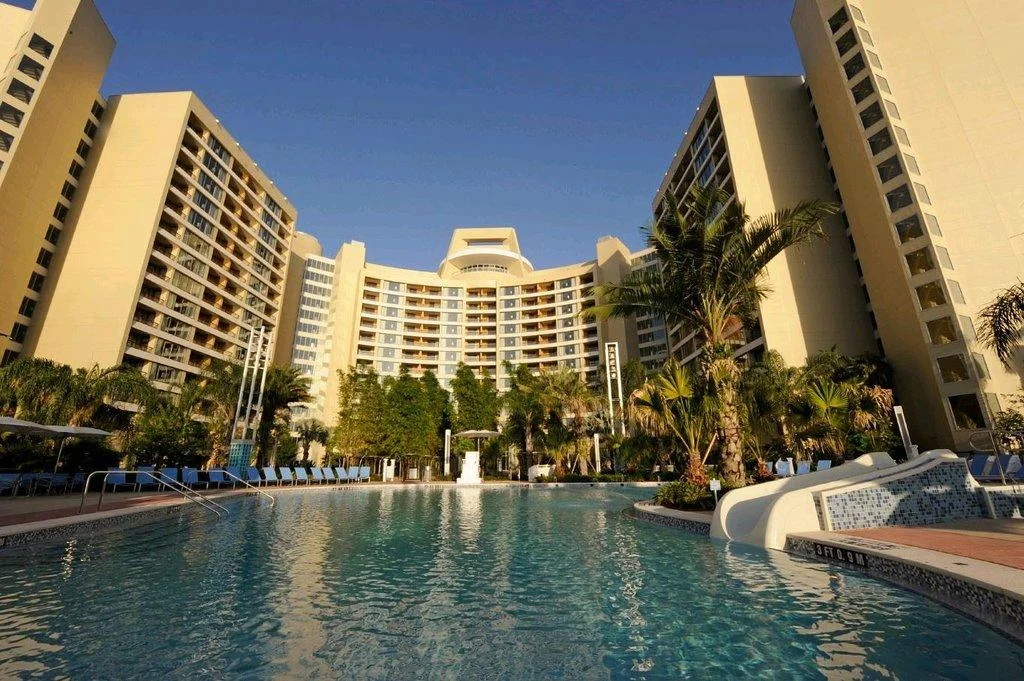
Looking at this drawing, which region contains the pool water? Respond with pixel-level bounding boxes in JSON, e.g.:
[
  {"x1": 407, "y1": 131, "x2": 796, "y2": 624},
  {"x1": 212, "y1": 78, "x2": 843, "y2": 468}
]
[{"x1": 0, "y1": 487, "x2": 1020, "y2": 679}]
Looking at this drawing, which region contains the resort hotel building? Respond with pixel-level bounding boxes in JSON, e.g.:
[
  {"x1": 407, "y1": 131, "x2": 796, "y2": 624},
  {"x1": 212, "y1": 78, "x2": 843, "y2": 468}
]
[
  {"x1": 654, "y1": 0, "x2": 1024, "y2": 451},
  {"x1": 277, "y1": 228, "x2": 671, "y2": 427},
  {"x1": 0, "y1": 0, "x2": 297, "y2": 388}
]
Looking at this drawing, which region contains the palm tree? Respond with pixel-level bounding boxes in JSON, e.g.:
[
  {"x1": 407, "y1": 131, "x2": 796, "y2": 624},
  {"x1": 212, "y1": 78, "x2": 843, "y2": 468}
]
[
  {"x1": 295, "y1": 419, "x2": 328, "y2": 462},
  {"x1": 587, "y1": 185, "x2": 836, "y2": 483},
  {"x1": 255, "y1": 366, "x2": 311, "y2": 465},
  {"x1": 740, "y1": 350, "x2": 803, "y2": 457},
  {"x1": 500, "y1": 361, "x2": 549, "y2": 476},
  {"x1": 979, "y1": 280, "x2": 1024, "y2": 367},
  {"x1": 535, "y1": 368, "x2": 599, "y2": 474}
]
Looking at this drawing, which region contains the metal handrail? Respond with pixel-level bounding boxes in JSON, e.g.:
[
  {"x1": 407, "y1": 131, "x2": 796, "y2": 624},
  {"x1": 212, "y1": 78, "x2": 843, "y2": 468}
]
[
  {"x1": 967, "y1": 431, "x2": 1021, "y2": 488},
  {"x1": 77, "y1": 470, "x2": 224, "y2": 516},
  {"x1": 149, "y1": 470, "x2": 229, "y2": 515},
  {"x1": 213, "y1": 468, "x2": 275, "y2": 506}
]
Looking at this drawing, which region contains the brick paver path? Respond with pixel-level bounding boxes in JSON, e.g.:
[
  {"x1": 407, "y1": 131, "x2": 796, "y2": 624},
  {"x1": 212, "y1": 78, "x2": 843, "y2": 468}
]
[{"x1": 844, "y1": 519, "x2": 1024, "y2": 570}]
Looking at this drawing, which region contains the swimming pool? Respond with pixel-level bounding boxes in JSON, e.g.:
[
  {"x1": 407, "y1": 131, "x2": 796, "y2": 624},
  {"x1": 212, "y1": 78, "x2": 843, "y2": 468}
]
[{"x1": 0, "y1": 487, "x2": 1020, "y2": 679}]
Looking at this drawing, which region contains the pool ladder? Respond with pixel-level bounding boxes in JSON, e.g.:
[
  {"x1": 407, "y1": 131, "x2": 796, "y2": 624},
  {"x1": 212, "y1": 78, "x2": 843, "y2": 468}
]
[{"x1": 79, "y1": 470, "x2": 228, "y2": 516}]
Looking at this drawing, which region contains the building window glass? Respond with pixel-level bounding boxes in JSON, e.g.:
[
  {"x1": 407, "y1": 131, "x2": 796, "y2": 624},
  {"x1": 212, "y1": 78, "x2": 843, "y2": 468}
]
[
  {"x1": 835, "y1": 30, "x2": 857, "y2": 56},
  {"x1": 973, "y1": 353, "x2": 990, "y2": 379},
  {"x1": 883, "y1": 100, "x2": 901, "y2": 119},
  {"x1": 83, "y1": 120, "x2": 97, "y2": 139},
  {"x1": 904, "y1": 247, "x2": 934, "y2": 276},
  {"x1": 69, "y1": 160, "x2": 84, "y2": 180},
  {"x1": 926, "y1": 317, "x2": 957, "y2": 345},
  {"x1": 857, "y1": 27, "x2": 874, "y2": 46},
  {"x1": 935, "y1": 246, "x2": 953, "y2": 270},
  {"x1": 504, "y1": 324, "x2": 516, "y2": 334},
  {"x1": 61, "y1": 181, "x2": 76, "y2": 201},
  {"x1": 876, "y1": 75, "x2": 891, "y2": 94},
  {"x1": 903, "y1": 154, "x2": 920, "y2": 174},
  {"x1": 202, "y1": 153, "x2": 227, "y2": 181},
  {"x1": 894, "y1": 214, "x2": 923, "y2": 243},
  {"x1": 914, "y1": 183, "x2": 932, "y2": 205},
  {"x1": 843, "y1": 52, "x2": 865, "y2": 80},
  {"x1": 17, "y1": 297, "x2": 36, "y2": 318},
  {"x1": 866, "y1": 50, "x2": 882, "y2": 68},
  {"x1": 947, "y1": 280, "x2": 965, "y2": 305},
  {"x1": 91, "y1": 101, "x2": 105, "y2": 120},
  {"x1": 448, "y1": 287, "x2": 463, "y2": 297},
  {"x1": 0, "y1": 131, "x2": 13, "y2": 153},
  {"x1": 9, "y1": 323, "x2": 28, "y2": 344},
  {"x1": 948, "y1": 394, "x2": 985, "y2": 430},
  {"x1": 36, "y1": 248, "x2": 53, "y2": 268},
  {"x1": 828, "y1": 7, "x2": 849, "y2": 33},
  {"x1": 198, "y1": 171, "x2": 223, "y2": 200},
  {"x1": 17, "y1": 56, "x2": 44, "y2": 80},
  {"x1": 188, "y1": 210, "x2": 214, "y2": 236},
  {"x1": 886, "y1": 184, "x2": 913, "y2": 212},
  {"x1": 915, "y1": 281, "x2": 946, "y2": 310},
  {"x1": 876, "y1": 155, "x2": 903, "y2": 183},
  {"x1": 937, "y1": 355, "x2": 969, "y2": 383},
  {"x1": 27, "y1": 272, "x2": 44, "y2": 292},
  {"x1": 28, "y1": 33, "x2": 54, "y2": 59},
  {"x1": 76, "y1": 140, "x2": 91, "y2": 160},
  {"x1": 0, "y1": 102, "x2": 24, "y2": 128},
  {"x1": 859, "y1": 102, "x2": 884, "y2": 130},
  {"x1": 851, "y1": 77, "x2": 875, "y2": 104},
  {"x1": 7, "y1": 79, "x2": 34, "y2": 104},
  {"x1": 958, "y1": 315, "x2": 976, "y2": 341}
]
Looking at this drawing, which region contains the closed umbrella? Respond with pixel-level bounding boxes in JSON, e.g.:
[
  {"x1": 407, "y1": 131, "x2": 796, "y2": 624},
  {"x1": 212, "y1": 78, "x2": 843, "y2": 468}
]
[{"x1": 43, "y1": 425, "x2": 111, "y2": 474}]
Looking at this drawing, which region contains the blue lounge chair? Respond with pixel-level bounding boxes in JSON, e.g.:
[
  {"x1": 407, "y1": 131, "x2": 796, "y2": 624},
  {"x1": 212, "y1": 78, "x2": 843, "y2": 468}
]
[
  {"x1": 347, "y1": 466, "x2": 360, "y2": 482},
  {"x1": 68, "y1": 472, "x2": 86, "y2": 492},
  {"x1": 182, "y1": 468, "x2": 208, "y2": 490},
  {"x1": 359, "y1": 466, "x2": 371, "y2": 482},
  {"x1": 968, "y1": 454, "x2": 991, "y2": 478},
  {"x1": 106, "y1": 469, "x2": 134, "y2": 492},
  {"x1": 246, "y1": 467, "x2": 263, "y2": 486},
  {"x1": 310, "y1": 467, "x2": 326, "y2": 484},
  {"x1": 775, "y1": 460, "x2": 793, "y2": 477},
  {"x1": 262, "y1": 466, "x2": 280, "y2": 486},
  {"x1": 978, "y1": 455, "x2": 1012, "y2": 482},
  {"x1": 208, "y1": 470, "x2": 230, "y2": 488},
  {"x1": 335, "y1": 466, "x2": 349, "y2": 483},
  {"x1": 293, "y1": 467, "x2": 310, "y2": 485},
  {"x1": 0, "y1": 473, "x2": 20, "y2": 496},
  {"x1": 796, "y1": 461, "x2": 811, "y2": 475},
  {"x1": 159, "y1": 468, "x2": 179, "y2": 490},
  {"x1": 225, "y1": 466, "x2": 243, "y2": 487},
  {"x1": 33, "y1": 473, "x2": 69, "y2": 495},
  {"x1": 135, "y1": 465, "x2": 159, "y2": 491},
  {"x1": 323, "y1": 467, "x2": 337, "y2": 484},
  {"x1": 816, "y1": 460, "x2": 832, "y2": 472},
  {"x1": 279, "y1": 467, "x2": 295, "y2": 485}
]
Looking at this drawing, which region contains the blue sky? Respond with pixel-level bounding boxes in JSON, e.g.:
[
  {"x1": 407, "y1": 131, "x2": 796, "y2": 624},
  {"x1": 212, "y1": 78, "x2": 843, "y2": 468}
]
[{"x1": 53, "y1": 0, "x2": 800, "y2": 268}]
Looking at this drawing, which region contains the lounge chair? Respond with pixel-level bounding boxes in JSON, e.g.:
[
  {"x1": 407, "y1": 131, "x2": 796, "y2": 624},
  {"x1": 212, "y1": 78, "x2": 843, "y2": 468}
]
[
  {"x1": 182, "y1": 468, "x2": 208, "y2": 490},
  {"x1": 359, "y1": 466, "x2": 371, "y2": 482},
  {"x1": 816, "y1": 460, "x2": 832, "y2": 472},
  {"x1": 262, "y1": 466, "x2": 280, "y2": 486},
  {"x1": 279, "y1": 467, "x2": 295, "y2": 486},
  {"x1": 245, "y1": 467, "x2": 263, "y2": 486},
  {"x1": 796, "y1": 461, "x2": 811, "y2": 475},
  {"x1": 158, "y1": 468, "x2": 179, "y2": 490},
  {"x1": 293, "y1": 467, "x2": 310, "y2": 485},
  {"x1": 347, "y1": 466, "x2": 360, "y2": 482},
  {"x1": 335, "y1": 466, "x2": 349, "y2": 483},
  {"x1": 225, "y1": 466, "x2": 243, "y2": 487},
  {"x1": 968, "y1": 453, "x2": 991, "y2": 478},
  {"x1": 310, "y1": 467, "x2": 326, "y2": 484},
  {"x1": 0, "y1": 473, "x2": 20, "y2": 496},
  {"x1": 775, "y1": 460, "x2": 793, "y2": 477},
  {"x1": 68, "y1": 472, "x2": 86, "y2": 492},
  {"x1": 977, "y1": 455, "x2": 1012, "y2": 482},
  {"x1": 106, "y1": 469, "x2": 134, "y2": 492},
  {"x1": 135, "y1": 466, "x2": 159, "y2": 491},
  {"x1": 1005, "y1": 455, "x2": 1022, "y2": 476},
  {"x1": 207, "y1": 470, "x2": 231, "y2": 488},
  {"x1": 323, "y1": 467, "x2": 337, "y2": 484},
  {"x1": 33, "y1": 473, "x2": 69, "y2": 495}
]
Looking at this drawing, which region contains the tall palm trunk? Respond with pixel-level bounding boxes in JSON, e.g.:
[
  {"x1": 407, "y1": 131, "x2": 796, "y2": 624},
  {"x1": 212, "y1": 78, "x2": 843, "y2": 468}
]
[{"x1": 717, "y1": 381, "x2": 745, "y2": 482}]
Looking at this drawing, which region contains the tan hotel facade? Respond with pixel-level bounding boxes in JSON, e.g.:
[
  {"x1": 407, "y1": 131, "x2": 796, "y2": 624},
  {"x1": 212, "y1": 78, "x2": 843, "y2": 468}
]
[
  {"x1": 279, "y1": 229, "x2": 669, "y2": 427},
  {"x1": 0, "y1": 0, "x2": 297, "y2": 385}
]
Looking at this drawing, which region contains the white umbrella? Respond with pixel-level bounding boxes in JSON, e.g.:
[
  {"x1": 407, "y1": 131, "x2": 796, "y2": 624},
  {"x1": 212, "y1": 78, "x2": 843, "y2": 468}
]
[
  {"x1": 42, "y1": 425, "x2": 111, "y2": 474},
  {"x1": 0, "y1": 416, "x2": 52, "y2": 436},
  {"x1": 454, "y1": 429, "x2": 500, "y2": 452}
]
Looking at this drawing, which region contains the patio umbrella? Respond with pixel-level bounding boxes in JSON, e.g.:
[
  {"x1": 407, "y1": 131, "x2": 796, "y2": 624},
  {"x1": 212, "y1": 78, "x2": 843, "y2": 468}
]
[
  {"x1": 0, "y1": 416, "x2": 52, "y2": 436},
  {"x1": 454, "y1": 429, "x2": 499, "y2": 453},
  {"x1": 43, "y1": 425, "x2": 111, "y2": 473}
]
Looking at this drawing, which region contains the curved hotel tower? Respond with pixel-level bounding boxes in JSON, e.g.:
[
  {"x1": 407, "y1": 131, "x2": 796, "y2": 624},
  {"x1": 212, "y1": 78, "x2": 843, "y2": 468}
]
[{"x1": 276, "y1": 228, "x2": 669, "y2": 427}]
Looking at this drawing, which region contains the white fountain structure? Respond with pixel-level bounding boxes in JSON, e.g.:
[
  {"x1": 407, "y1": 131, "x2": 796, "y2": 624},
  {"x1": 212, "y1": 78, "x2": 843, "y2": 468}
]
[{"x1": 453, "y1": 430, "x2": 496, "y2": 485}]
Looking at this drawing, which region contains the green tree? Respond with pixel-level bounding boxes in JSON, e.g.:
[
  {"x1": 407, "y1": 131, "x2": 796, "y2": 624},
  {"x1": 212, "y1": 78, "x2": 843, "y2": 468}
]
[
  {"x1": 128, "y1": 381, "x2": 210, "y2": 468},
  {"x1": 501, "y1": 361, "x2": 549, "y2": 476},
  {"x1": 588, "y1": 185, "x2": 836, "y2": 483},
  {"x1": 450, "y1": 363, "x2": 499, "y2": 438},
  {"x1": 384, "y1": 366, "x2": 432, "y2": 462},
  {"x1": 979, "y1": 280, "x2": 1024, "y2": 367},
  {"x1": 295, "y1": 419, "x2": 328, "y2": 462},
  {"x1": 254, "y1": 366, "x2": 310, "y2": 466}
]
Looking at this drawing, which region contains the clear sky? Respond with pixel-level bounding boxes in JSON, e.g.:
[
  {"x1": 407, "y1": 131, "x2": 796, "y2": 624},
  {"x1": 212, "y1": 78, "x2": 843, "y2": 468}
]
[{"x1": 47, "y1": 0, "x2": 802, "y2": 269}]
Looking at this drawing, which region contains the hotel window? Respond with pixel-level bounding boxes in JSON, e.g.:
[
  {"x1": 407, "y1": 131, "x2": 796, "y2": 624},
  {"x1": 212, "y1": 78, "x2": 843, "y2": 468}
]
[
  {"x1": 44, "y1": 225, "x2": 60, "y2": 245},
  {"x1": 504, "y1": 311, "x2": 517, "y2": 320},
  {"x1": 843, "y1": 52, "x2": 865, "y2": 79},
  {"x1": 449, "y1": 287, "x2": 464, "y2": 297},
  {"x1": 503, "y1": 351, "x2": 517, "y2": 361},
  {"x1": 937, "y1": 355, "x2": 969, "y2": 383},
  {"x1": 850, "y1": 5, "x2": 865, "y2": 21},
  {"x1": 504, "y1": 299, "x2": 515, "y2": 308},
  {"x1": 446, "y1": 300, "x2": 460, "y2": 309},
  {"x1": 0, "y1": 131, "x2": 13, "y2": 153},
  {"x1": 935, "y1": 246, "x2": 954, "y2": 270},
  {"x1": 504, "y1": 324, "x2": 516, "y2": 334},
  {"x1": 903, "y1": 154, "x2": 920, "y2": 175},
  {"x1": 91, "y1": 102, "x2": 105, "y2": 120},
  {"x1": 385, "y1": 308, "x2": 398, "y2": 317},
  {"x1": 27, "y1": 272, "x2": 44, "y2": 292},
  {"x1": 7, "y1": 79, "x2": 33, "y2": 104},
  {"x1": 926, "y1": 317, "x2": 957, "y2": 345},
  {"x1": 893, "y1": 127, "x2": 910, "y2": 146},
  {"x1": 904, "y1": 247, "x2": 934, "y2": 276},
  {"x1": 28, "y1": 33, "x2": 53, "y2": 58},
  {"x1": 17, "y1": 297, "x2": 36, "y2": 318},
  {"x1": 504, "y1": 337, "x2": 516, "y2": 347},
  {"x1": 561, "y1": 318, "x2": 574, "y2": 329},
  {"x1": 76, "y1": 140, "x2": 91, "y2": 160},
  {"x1": 52, "y1": 202, "x2": 68, "y2": 222},
  {"x1": 387, "y1": 282, "x2": 400, "y2": 291},
  {"x1": 188, "y1": 211, "x2": 214, "y2": 236},
  {"x1": 876, "y1": 155, "x2": 902, "y2": 183},
  {"x1": 0, "y1": 102, "x2": 24, "y2": 127},
  {"x1": 958, "y1": 315, "x2": 976, "y2": 341},
  {"x1": 973, "y1": 353, "x2": 990, "y2": 379},
  {"x1": 83, "y1": 120, "x2": 97, "y2": 139},
  {"x1": 202, "y1": 153, "x2": 227, "y2": 181},
  {"x1": 859, "y1": 102, "x2": 883, "y2": 130},
  {"x1": 894, "y1": 214, "x2": 923, "y2": 243},
  {"x1": 885, "y1": 184, "x2": 913, "y2": 212},
  {"x1": 857, "y1": 28, "x2": 874, "y2": 46},
  {"x1": 561, "y1": 305, "x2": 574, "y2": 315},
  {"x1": 835, "y1": 30, "x2": 857, "y2": 56},
  {"x1": 17, "y1": 56, "x2": 44, "y2": 80},
  {"x1": 207, "y1": 134, "x2": 231, "y2": 164},
  {"x1": 10, "y1": 323, "x2": 28, "y2": 344},
  {"x1": 562, "y1": 345, "x2": 576, "y2": 356},
  {"x1": 948, "y1": 394, "x2": 985, "y2": 430},
  {"x1": 69, "y1": 160, "x2": 83, "y2": 180},
  {"x1": 446, "y1": 325, "x2": 458, "y2": 334},
  {"x1": 193, "y1": 192, "x2": 219, "y2": 219},
  {"x1": 559, "y1": 278, "x2": 573, "y2": 288},
  {"x1": 913, "y1": 183, "x2": 931, "y2": 204},
  {"x1": 561, "y1": 292, "x2": 573, "y2": 301},
  {"x1": 445, "y1": 338, "x2": 458, "y2": 348},
  {"x1": 198, "y1": 171, "x2": 223, "y2": 200},
  {"x1": 445, "y1": 313, "x2": 459, "y2": 322},
  {"x1": 866, "y1": 50, "x2": 882, "y2": 68},
  {"x1": 851, "y1": 77, "x2": 874, "y2": 104},
  {"x1": 947, "y1": 280, "x2": 966, "y2": 305},
  {"x1": 383, "y1": 334, "x2": 396, "y2": 345},
  {"x1": 60, "y1": 181, "x2": 75, "y2": 201},
  {"x1": 876, "y1": 75, "x2": 891, "y2": 94},
  {"x1": 883, "y1": 100, "x2": 900, "y2": 119},
  {"x1": 562, "y1": 331, "x2": 576, "y2": 341},
  {"x1": 384, "y1": 320, "x2": 398, "y2": 330},
  {"x1": 828, "y1": 7, "x2": 849, "y2": 33},
  {"x1": 386, "y1": 294, "x2": 399, "y2": 304},
  {"x1": 915, "y1": 281, "x2": 946, "y2": 310}
]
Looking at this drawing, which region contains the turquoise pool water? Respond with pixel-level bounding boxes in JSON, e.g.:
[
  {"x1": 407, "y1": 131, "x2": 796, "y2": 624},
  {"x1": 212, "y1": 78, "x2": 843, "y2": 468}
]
[{"x1": 0, "y1": 487, "x2": 1020, "y2": 679}]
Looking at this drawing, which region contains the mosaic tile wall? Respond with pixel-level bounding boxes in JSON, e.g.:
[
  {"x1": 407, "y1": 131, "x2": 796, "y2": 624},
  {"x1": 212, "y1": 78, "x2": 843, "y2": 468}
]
[
  {"x1": 632, "y1": 504, "x2": 711, "y2": 536},
  {"x1": 821, "y1": 460, "x2": 987, "y2": 531},
  {"x1": 988, "y1": 488, "x2": 1024, "y2": 519},
  {"x1": 786, "y1": 535, "x2": 1024, "y2": 645}
]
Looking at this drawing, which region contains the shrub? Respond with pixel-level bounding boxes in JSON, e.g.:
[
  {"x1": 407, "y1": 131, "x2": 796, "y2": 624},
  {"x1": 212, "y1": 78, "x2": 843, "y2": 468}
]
[{"x1": 653, "y1": 481, "x2": 715, "y2": 510}]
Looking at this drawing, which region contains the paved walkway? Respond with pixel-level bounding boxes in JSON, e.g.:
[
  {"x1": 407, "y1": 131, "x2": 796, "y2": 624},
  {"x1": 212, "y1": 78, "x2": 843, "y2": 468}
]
[
  {"x1": 843, "y1": 518, "x2": 1024, "y2": 570},
  {"x1": 0, "y1": 490, "x2": 234, "y2": 527}
]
